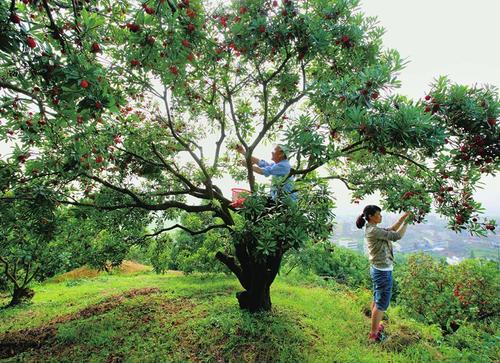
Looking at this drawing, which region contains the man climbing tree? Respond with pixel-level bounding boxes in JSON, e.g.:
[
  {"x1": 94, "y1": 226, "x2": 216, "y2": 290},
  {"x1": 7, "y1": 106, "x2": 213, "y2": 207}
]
[
  {"x1": 0, "y1": 0, "x2": 498, "y2": 311},
  {"x1": 235, "y1": 143, "x2": 297, "y2": 204}
]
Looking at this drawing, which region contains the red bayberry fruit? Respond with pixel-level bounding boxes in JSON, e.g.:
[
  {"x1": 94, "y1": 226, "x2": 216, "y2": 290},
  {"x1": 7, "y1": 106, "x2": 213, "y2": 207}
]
[
  {"x1": 127, "y1": 23, "x2": 141, "y2": 32},
  {"x1": 10, "y1": 13, "x2": 21, "y2": 24},
  {"x1": 95, "y1": 101, "x2": 103, "y2": 109},
  {"x1": 239, "y1": 6, "x2": 247, "y2": 14},
  {"x1": 182, "y1": 39, "x2": 190, "y2": 47},
  {"x1": 425, "y1": 95, "x2": 431, "y2": 101},
  {"x1": 187, "y1": 23, "x2": 195, "y2": 32},
  {"x1": 259, "y1": 25, "x2": 266, "y2": 33},
  {"x1": 80, "y1": 79, "x2": 89, "y2": 88},
  {"x1": 130, "y1": 59, "x2": 141, "y2": 66},
  {"x1": 487, "y1": 118, "x2": 496, "y2": 127},
  {"x1": 169, "y1": 66, "x2": 178, "y2": 75},
  {"x1": 91, "y1": 42, "x2": 100, "y2": 52},
  {"x1": 371, "y1": 92, "x2": 379, "y2": 100},
  {"x1": 27, "y1": 36, "x2": 37, "y2": 49},
  {"x1": 95, "y1": 155, "x2": 104, "y2": 163}
]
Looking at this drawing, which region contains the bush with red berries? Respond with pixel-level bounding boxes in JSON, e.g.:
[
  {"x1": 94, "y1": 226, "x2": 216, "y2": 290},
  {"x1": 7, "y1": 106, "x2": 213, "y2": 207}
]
[{"x1": 396, "y1": 253, "x2": 499, "y2": 333}]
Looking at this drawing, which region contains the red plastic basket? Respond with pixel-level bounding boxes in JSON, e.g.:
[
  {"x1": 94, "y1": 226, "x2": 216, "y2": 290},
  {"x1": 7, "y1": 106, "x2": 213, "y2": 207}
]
[{"x1": 230, "y1": 188, "x2": 251, "y2": 208}]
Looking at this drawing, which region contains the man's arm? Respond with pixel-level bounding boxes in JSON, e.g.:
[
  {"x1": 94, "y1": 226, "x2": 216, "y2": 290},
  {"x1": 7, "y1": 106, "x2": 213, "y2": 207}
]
[
  {"x1": 252, "y1": 165, "x2": 264, "y2": 175},
  {"x1": 235, "y1": 144, "x2": 260, "y2": 165},
  {"x1": 239, "y1": 160, "x2": 265, "y2": 175}
]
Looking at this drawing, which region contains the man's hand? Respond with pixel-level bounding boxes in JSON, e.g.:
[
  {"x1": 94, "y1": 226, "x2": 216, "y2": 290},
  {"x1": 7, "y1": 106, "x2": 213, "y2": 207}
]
[{"x1": 235, "y1": 144, "x2": 245, "y2": 154}]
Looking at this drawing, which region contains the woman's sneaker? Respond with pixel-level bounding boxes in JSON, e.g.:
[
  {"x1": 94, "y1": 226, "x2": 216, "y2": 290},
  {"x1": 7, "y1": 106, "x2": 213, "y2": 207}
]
[
  {"x1": 368, "y1": 330, "x2": 387, "y2": 343},
  {"x1": 368, "y1": 332, "x2": 381, "y2": 343}
]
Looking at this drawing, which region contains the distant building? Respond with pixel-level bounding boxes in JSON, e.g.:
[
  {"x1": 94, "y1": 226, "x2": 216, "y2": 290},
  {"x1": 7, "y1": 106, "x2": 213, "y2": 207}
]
[
  {"x1": 446, "y1": 256, "x2": 463, "y2": 265},
  {"x1": 333, "y1": 237, "x2": 358, "y2": 251}
]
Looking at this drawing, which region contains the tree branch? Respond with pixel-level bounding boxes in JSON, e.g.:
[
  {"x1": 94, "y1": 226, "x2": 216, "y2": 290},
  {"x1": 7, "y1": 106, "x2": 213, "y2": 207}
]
[
  {"x1": 143, "y1": 223, "x2": 229, "y2": 238},
  {"x1": 0, "y1": 80, "x2": 47, "y2": 117},
  {"x1": 0, "y1": 256, "x2": 20, "y2": 289}
]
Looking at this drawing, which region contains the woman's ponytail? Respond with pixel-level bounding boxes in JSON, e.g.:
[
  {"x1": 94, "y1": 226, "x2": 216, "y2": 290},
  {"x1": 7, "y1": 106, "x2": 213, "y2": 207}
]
[
  {"x1": 356, "y1": 214, "x2": 366, "y2": 229},
  {"x1": 355, "y1": 205, "x2": 382, "y2": 229}
]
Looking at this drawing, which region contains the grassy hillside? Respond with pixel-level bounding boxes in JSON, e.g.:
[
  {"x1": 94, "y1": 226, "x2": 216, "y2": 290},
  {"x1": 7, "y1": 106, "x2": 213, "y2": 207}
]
[{"x1": 0, "y1": 270, "x2": 484, "y2": 362}]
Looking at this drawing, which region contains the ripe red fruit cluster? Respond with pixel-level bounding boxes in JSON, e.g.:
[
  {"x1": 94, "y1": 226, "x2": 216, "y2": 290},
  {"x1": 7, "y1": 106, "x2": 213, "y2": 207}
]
[
  {"x1": 95, "y1": 101, "x2": 103, "y2": 109},
  {"x1": 80, "y1": 79, "x2": 89, "y2": 88},
  {"x1": 169, "y1": 66, "x2": 178, "y2": 75},
  {"x1": 143, "y1": 4, "x2": 154, "y2": 14},
  {"x1": 10, "y1": 13, "x2": 21, "y2": 24},
  {"x1": 485, "y1": 224, "x2": 495, "y2": 231},
  {"x1": 336, "y1": 35, "x2": 353, "y2": 48},
  {"x1": 186, "y1": 8, "x2": 196, "y2": 18},
  {"x1": 95, "y1": 155, "x2": 104, "y2": 163},
  {"x1": 423, "y1": 95, "x2": 440, "y2": 114},
  {"x1": 182, "y1": 39, "x2": 190, "y2": 47},
  {"x1": 91, "y1": 42, "x2": 101, "y2": 52},
  {"x1": 187, "y1": 23, "x2": 195, "y2": 32},
  {"x1": 18, "y1": 154, "x2": 28, "y2": 163},
  {"x1": 239, "y1": 6, "x2": 247, "y2": 14},
  {"x1": 126, "y1": 23, "x2": 141, "y2": 32},
  {"x1": 27, "y1": 36, "x2": 37, "y2": 49},
  {"x1": 130, "y1": 59, "x2": 141, "y2": 66}
]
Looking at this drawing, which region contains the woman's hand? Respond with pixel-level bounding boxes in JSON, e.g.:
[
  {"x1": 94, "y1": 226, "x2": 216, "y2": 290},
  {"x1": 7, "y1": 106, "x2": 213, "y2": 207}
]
[{"x1": 400, "y1": 212, "x2": 411, "y2": 222}]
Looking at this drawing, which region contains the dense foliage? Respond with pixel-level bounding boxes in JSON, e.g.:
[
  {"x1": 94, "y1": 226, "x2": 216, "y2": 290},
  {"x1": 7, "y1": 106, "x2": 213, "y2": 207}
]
[{"x1": 1, "y1": 0, "x2": 498, "y2": 310}]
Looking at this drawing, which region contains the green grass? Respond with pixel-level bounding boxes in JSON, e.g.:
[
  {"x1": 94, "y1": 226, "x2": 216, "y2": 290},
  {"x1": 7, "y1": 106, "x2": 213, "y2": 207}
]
[{"x1": 0, "y1": 271, "x2": 484, "y2": 362}]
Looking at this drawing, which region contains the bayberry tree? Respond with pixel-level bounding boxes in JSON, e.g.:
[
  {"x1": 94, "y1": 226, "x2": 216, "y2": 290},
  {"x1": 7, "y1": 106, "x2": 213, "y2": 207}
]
[
  {"x1": 0, "y1": 0, "x2": 498, "y2": 311},
  {"x1": 0, "y1": 178, "x2": 57, "y2": 306}
]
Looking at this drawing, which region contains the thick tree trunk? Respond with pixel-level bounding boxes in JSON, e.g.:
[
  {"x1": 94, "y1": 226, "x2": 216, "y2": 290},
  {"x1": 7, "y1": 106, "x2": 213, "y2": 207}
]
[
  {"x1": 216, "y1": 243, "x2": 283, "y2": 312},
  {"x1": 236, "y1": 273, "x2": 272, "y2": 312},
  {"x1": 8, "y1": 286, "x2": 34, "y2": 307}
]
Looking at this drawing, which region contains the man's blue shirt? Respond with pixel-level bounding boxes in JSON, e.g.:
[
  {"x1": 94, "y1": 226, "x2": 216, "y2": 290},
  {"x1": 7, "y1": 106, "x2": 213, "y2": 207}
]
[{"x1": 257, "y1": 159, "x2": 297, "y2": 202}]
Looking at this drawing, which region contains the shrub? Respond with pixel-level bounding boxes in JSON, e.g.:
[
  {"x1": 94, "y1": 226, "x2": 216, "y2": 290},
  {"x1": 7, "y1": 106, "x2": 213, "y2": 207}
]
[
  {"x1": 396, "y1": 253, "x2": 499, "y2": 332},
  {"x1": 287, "y1": 242, "x2": 371, "y2": 289}
]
